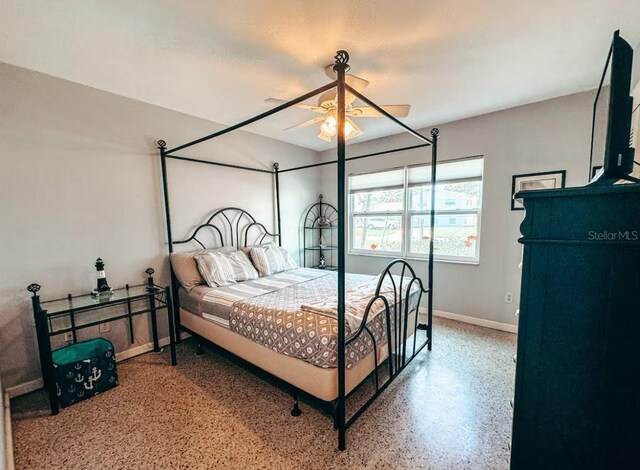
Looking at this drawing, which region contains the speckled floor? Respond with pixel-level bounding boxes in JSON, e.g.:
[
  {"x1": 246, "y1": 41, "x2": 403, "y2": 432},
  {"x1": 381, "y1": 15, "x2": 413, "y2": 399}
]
[{"x1": 11, "y1": 318, "x2": 516, "y2": 469}]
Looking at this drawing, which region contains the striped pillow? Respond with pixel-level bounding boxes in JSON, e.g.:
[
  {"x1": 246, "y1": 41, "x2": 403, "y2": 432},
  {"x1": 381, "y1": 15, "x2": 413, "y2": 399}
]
[
  {"x1": 194, "y1": 251, "x2": 259, "y2": 287},
  {"x1": 249, "y1": 245, "x2": 298, "y2": 277},
  {"x1": 170, "y1": 246, "x2": 236, "y2": 292}
]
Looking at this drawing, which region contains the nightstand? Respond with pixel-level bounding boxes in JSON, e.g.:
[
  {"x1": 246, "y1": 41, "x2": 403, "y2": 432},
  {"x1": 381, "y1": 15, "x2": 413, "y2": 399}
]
[{"x1": 27, "y1": 268, "x2": 176, "y2": 415}]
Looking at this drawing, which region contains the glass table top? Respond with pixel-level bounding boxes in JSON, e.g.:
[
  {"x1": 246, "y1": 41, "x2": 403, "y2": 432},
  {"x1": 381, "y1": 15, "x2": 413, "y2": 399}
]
[{"x1": 40, "y1": 284, "x2": 162, "y2": 317}]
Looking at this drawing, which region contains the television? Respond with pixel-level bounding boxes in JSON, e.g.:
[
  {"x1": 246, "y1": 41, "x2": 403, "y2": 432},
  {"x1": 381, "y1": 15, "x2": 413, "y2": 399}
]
[{"x1": 589, "y1": 30, "x2": 637, "y2": 184}]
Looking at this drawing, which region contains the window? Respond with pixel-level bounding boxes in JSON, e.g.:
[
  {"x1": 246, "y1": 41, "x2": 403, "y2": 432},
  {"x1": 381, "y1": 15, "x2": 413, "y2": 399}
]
[
  {"x1": 348, "y1": 157, "x2": 483, "y2": 263},
  {"x1": 350, "y1": 168, "x2": 404, "y2": 254}
]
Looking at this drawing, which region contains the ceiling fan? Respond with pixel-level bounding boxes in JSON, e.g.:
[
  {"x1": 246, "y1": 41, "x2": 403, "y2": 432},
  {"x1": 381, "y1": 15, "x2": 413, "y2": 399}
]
[{"x1": 266, "y1": 66, "x2": 410, "y2": 143}]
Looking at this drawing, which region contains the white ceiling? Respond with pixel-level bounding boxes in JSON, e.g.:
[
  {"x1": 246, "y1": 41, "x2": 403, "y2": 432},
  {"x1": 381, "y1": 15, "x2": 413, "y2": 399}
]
[{"x1": 2, "y1": 1, "x2": 640, "y2": 151}]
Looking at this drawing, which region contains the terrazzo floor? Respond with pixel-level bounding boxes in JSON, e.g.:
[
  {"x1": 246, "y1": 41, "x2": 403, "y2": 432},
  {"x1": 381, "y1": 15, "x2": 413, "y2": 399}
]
[{"x1": 11, "y1": 318, "x2": 516, "y2": 469}]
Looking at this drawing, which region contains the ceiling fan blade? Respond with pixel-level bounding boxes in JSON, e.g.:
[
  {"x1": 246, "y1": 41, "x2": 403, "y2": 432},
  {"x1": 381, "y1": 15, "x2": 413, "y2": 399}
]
[
  {"x1": 285, "y1": 115, "x2": 327, "y2": 131},
  {"x1": 323, "y1": 66, "x2": 368, "y2": 105},
  {"x1": 345, "y1": 74, "x2": 369, "y2": 93},
  {"x1": 324, "y1": 66, "x2": 370, "y2": 90},
  {"x1": 265, "y1": 98, "x2": 326, "y2": 113},
  {"x1": 348, "y1": 104, "x2": 411, "y2": 118},
  {"x1": 344, "y1": 75, "x2": 369, "y2": 105},
  {"x1": 345, "y1": 90, "x2": 357, "y2": 106}
]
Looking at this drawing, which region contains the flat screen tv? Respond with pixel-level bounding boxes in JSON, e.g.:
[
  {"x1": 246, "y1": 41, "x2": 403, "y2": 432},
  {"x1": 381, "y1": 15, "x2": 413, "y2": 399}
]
[{"x1": 589, "y1": 30, "x2": 637, "y2": 184}]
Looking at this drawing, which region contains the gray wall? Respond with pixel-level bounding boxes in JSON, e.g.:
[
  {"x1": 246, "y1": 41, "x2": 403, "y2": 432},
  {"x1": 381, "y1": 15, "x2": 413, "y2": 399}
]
[
  {"x1": 318, "y1": 90, "x2": 605, "y2": 326},
  {"x1": 0, "y1": 62, "x2": 319, "y2": 389},
  {"x1": 0, "y1": 60, "x2": 618, "y2": 391}
]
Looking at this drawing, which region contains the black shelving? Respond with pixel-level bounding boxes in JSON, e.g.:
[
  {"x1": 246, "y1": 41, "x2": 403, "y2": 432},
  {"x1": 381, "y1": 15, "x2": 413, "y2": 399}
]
[{"x1": 303, "y1": 194, "x2": 338, "y2": 270}]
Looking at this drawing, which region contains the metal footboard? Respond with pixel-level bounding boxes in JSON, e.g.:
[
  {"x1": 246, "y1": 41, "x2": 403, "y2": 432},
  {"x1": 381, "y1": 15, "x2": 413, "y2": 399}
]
[{"x1": 339, "y1": 259, "x2": 431, "y2": 430}]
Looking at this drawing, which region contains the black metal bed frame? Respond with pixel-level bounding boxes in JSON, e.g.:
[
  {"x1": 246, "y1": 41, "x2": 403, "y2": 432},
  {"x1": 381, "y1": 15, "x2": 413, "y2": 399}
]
[
  {"x1": 156, "y1": 50, "x2": 438, "y2": 451},
  {"x1": 172, "y1": 207, "x2": 280, "y2": 250}
]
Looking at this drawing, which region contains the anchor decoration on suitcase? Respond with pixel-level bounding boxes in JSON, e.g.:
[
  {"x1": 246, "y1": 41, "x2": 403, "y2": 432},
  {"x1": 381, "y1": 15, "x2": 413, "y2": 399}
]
[{"x1": 83, "y1": 367, "x2": 102, "y2": 390}]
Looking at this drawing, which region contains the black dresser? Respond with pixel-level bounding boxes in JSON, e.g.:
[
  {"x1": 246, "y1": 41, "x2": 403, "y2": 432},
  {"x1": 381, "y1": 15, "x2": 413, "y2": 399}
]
[{"x1": 510, "y1": 183, "x2": 640, "y2": 469}]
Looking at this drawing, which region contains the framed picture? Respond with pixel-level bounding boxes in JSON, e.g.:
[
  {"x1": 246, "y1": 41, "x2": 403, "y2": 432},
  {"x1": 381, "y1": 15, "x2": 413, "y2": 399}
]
[{"x1": 511, "y1": 170, "x2": 566, "y2": 210}]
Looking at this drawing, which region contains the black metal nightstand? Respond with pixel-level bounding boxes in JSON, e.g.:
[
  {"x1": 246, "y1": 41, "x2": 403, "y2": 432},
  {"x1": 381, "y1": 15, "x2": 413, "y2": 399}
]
[{"x1": 27, "y1": 268, "x2": 177, "y2": 415}]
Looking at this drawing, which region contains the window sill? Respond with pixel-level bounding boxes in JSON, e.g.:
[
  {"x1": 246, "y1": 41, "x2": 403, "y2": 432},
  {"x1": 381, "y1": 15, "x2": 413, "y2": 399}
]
[{"x1": 347, "y1": 251, "x2": 480, "y2": 266}]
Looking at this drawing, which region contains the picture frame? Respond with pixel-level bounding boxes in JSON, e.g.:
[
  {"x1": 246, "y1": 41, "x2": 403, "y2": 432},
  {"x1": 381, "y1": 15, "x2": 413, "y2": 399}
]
[{"x1": 511, "y1": 170, "x2": 566, "y2": 211}]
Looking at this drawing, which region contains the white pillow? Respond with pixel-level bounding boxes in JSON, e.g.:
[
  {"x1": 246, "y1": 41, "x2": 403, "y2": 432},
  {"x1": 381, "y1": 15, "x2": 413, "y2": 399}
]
[
  {"x1": 194, "y1": 250, "x2": 259, "y2": 287},
  {"x1": 249, "y1": 245, "x2": 298, "y2": 277},
  {"x1": 170, "y1": 246, "x2": 235, "y2": 292}
]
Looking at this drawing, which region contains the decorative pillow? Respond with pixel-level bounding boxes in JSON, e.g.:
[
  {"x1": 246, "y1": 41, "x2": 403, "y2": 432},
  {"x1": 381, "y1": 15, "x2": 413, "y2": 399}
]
[
  {"x1": 239, "y1": 242, "x2": 275, "y2": 256},
  {"x1": 170, "y1": 247, "x2": 235, "y2": 292},
  {"x1": 194, "y1": 250, "x2": 259, "y2": 287},
  {"x1": 249, "y1": 244, "x2": 298, "y2": 277}
]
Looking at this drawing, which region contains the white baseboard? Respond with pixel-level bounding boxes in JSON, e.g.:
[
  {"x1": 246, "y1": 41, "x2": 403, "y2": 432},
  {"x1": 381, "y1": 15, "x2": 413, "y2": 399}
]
[
  {"x1": 115, "y1": 335, "x2": 174, "y2": 362},
  {"x1": 3, "y1": 391, "x2": 14, "y2": 470},
  {"x1": 5, "y1": 335, "x2": 177, "y2": 399},
  {"x1": 431, "y1": 309, "x2": 518, "y2": 333},
  {"x1": 5, "y1": 379, "x2": 43, "y2": 400}
]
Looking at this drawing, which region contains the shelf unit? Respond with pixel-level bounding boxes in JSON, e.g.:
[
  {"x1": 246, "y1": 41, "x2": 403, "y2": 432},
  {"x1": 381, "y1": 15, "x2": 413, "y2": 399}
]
[{"x1": 303, "y1": 194, "x2": 338, "y2": 270}]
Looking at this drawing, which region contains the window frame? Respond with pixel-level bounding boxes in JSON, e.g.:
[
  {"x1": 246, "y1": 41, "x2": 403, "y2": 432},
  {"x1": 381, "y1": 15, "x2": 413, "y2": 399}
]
[
  {"x1": 347, "y1": 156, "x2": 483, "y2": 264},
  {"x1": 348, "y1": 166, "x2": 406, "y2": 257}
]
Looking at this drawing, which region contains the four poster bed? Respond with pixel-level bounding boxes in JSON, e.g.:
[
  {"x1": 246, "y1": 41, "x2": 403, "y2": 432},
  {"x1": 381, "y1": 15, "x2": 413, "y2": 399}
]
[{"x1": 156, "y1": 51, "x2": 439, "y2": 450}]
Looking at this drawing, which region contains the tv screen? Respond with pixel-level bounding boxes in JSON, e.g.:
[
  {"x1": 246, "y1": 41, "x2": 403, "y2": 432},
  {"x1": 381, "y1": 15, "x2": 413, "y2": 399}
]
[
  {"x1": 632, "y1": 98, "x2": 639, "y2": 150},
  {"x1": 590, "y1": 51, "x2": 611, "y2": 178},
  {"x1": 589, "y1": 30, "x2": 635, "y2": 183}
]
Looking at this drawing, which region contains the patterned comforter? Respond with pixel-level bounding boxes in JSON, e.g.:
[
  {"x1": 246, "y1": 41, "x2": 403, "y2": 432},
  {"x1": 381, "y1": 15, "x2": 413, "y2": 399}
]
[
  {"x1": 183, "y1": 268, "x2": 329, "y2": 327},
  {"x1": 227, "y1": 269, "x2": 420, "y2": 369}
]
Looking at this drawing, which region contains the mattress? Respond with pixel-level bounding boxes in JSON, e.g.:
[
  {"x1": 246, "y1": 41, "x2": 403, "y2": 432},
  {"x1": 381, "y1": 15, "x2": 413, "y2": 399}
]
[
  {"x1": 179, "y1": 268, "x2": 331, "y2": 327},
  {"x1": 180, "y1": 268, "x2": 420, "y2": 369}
]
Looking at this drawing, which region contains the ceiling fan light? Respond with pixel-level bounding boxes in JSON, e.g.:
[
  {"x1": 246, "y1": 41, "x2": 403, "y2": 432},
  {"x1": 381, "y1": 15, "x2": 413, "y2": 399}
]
[
  {"x1": 344, "y1": 120, "x2": 354, "y2": 137},
  {"x1": 317, "y1": 130, "x2": 332, "y2": 142},
  {"x1": 321, "y1": 116, "x2": 337, "y2": 136},
  {"x1": 318, "y1": 116, "x2": 361, "y2": 142}
]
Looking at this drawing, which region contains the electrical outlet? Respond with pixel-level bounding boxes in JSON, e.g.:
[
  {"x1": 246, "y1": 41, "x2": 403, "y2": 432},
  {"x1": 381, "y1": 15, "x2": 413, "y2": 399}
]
[
  {"x1": 98, "y1": 323, "x2": 110, "y2": 333},
  {"x1": 505, "y1": 292, "x2": 514, "y2": 304},
  {"x1": 64, "y1": 332, "x2": 73, "y2": 342}
]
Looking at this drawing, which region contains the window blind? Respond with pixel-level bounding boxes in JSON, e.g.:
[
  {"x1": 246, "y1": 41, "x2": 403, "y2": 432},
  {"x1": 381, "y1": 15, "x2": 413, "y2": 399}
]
[
  {"x1": 408, "y1": 158, "x2": 483, "y2": 187},
  {"x1": 349, "y1": 168, "x2": 405, "y2": 193}
]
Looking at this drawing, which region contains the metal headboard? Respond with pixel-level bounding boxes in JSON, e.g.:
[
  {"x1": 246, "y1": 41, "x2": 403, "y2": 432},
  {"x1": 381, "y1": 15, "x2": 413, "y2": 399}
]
[{"x1": 172, "y1": 207, "x2": 280, "y2": 250}]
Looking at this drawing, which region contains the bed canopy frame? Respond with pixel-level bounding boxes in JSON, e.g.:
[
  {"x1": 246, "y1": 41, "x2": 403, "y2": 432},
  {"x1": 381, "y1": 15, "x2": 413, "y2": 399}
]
[{"x1": 156, "y1": 50, "x2": 438, "y2": 451}]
